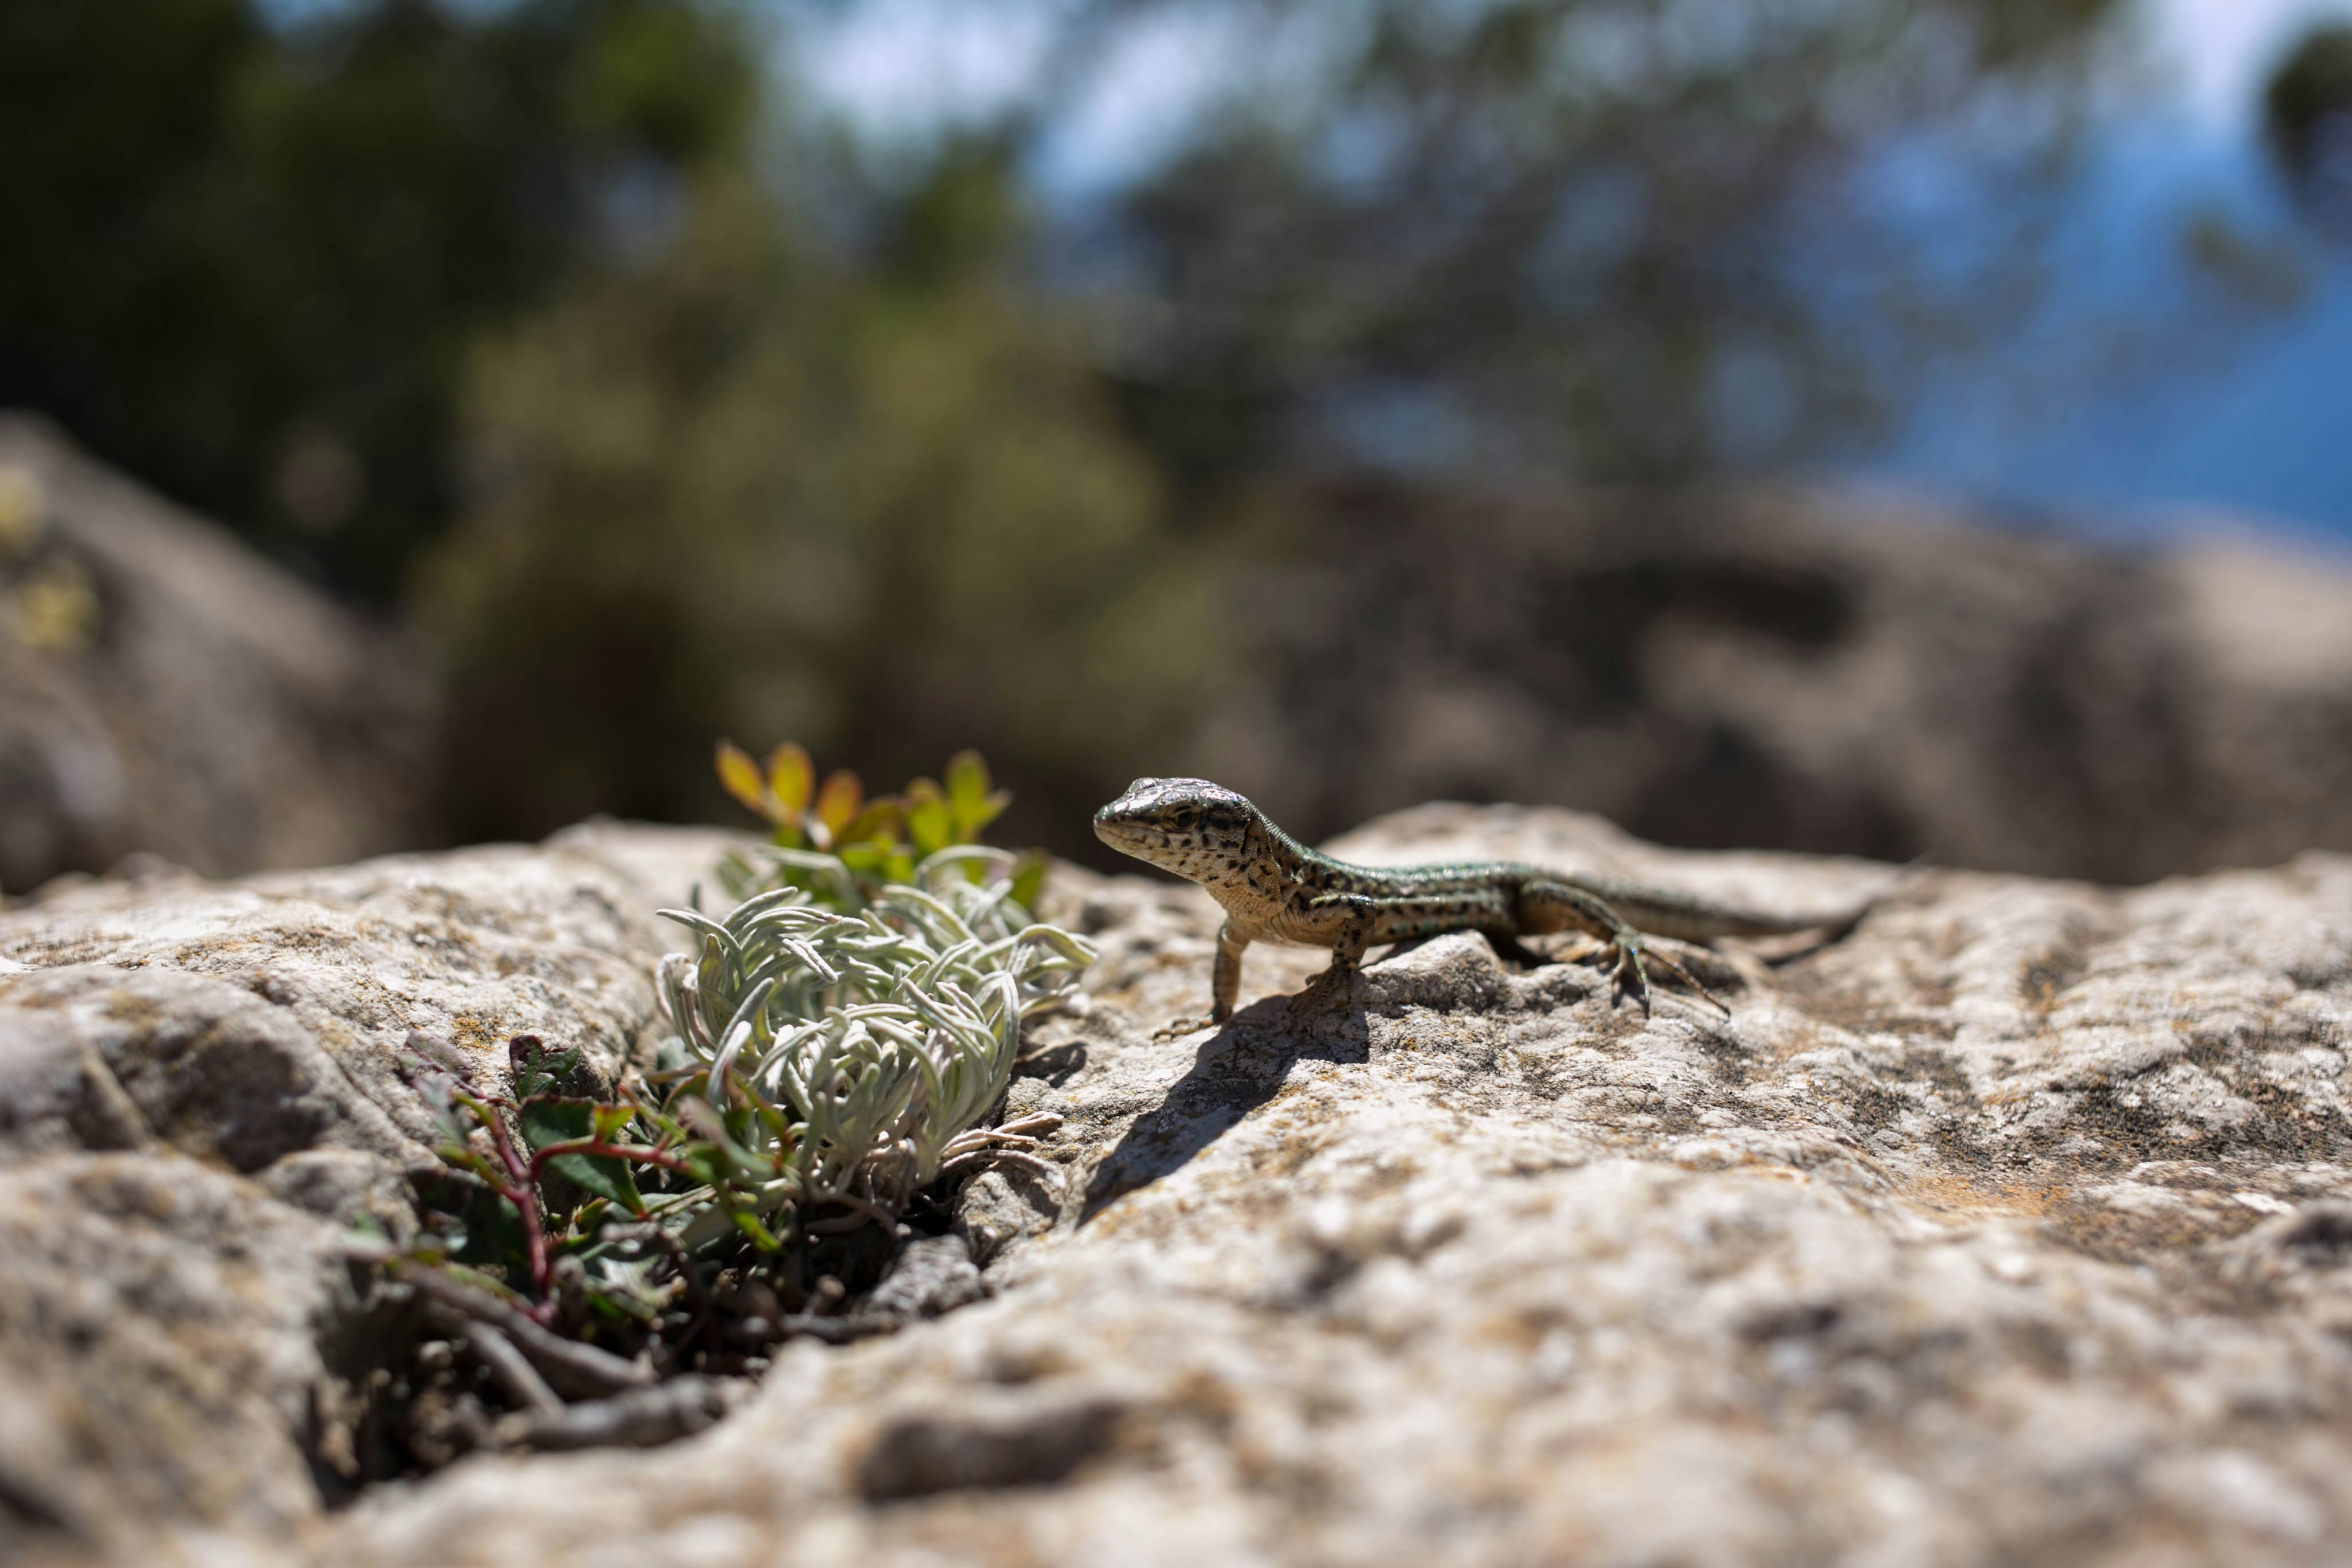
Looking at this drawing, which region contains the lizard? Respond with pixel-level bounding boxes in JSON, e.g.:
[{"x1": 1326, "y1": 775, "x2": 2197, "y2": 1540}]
[{"x1": 1092, "y1": 777, "x2": 1877, "y2": 1024}]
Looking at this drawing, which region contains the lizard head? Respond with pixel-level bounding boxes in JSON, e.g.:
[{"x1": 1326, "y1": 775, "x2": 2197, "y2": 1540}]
[{"x1": 1093, "y1": 777, "x2": 1260, "y2": 884}]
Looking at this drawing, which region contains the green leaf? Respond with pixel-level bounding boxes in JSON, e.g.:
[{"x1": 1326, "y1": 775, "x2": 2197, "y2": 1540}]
[
  {"x1": 424, "y1": 1173, "x2": 530, "y2": 1272},
  {"x1": 409, "y1": 1072, "x2": 471, "y2": 1147},
  {"x1": 727, "y1": 1204, "x2": 785, "y2": 1252},
  {"x1": 904, "y1": 778, "x2": 952, "y2": 856},
  {"x1": 814, "y1": 770, "x2": 863, "y2": 840},
  {"x1": 437, "y1": 1142, "x2": 499, "y2": 1183},
  {"x1": 590, "y1": 1103, "x2": 635, "y2": 1141},
  {"x1": 547, "y1": 1150, "x2": 644, "y2": 1213},
  {"x1": 522, "y1": 1096, "x2": 644, "y2": 1213},
  {"x1": 841, "y1": 797, "x2": 903, "y2": 848},
  {"x1": 679, "y1": 1145, "x2": 729, "y2": 1186},
  {"x1": 519, "y1": 1095, "x2": 590, "y2": 1153},
  {"x1": 944, "y1": 751, "x2": 1011, "y2": 842},
  {"x1": 715, "y1": 740, "x2": 773, "y2": 821},
  {"x1": 1008, "y1": 849, "x2": 1048, "y2": 915},
  {"x1": 509, "y1": 1036, "x2": 581, "y2": 1098},
  {"x1": 766, "y1": 742, "x2": 814, "y2": 814},
  {"x1": 567, "y1": 1197, "x2": 609, "y2": 1242},
  {"x1": 944, "y1": 750, "x2": 989, "y2": 809},
  {"x1": 839, "y1": 841, "x2": 895, "y2": 898},
  {"x1": 583, "y1": 1284, "x2": 661, "y2": 1327},
  {"x1": 961, "y1": 790, "x2": 1012, "y2": 842},
  {"x1": 679, "y1": 1098, "x2": 770, "y2": 1181}
]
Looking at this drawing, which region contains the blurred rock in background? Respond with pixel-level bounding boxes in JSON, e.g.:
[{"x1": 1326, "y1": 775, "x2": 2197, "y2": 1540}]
[
  {"x1": 0, "y1": 415, "x2": 435, "y2": 895},
  {"x1": 1194, "y1": 479, "x2": 2352, "y2": 885}
]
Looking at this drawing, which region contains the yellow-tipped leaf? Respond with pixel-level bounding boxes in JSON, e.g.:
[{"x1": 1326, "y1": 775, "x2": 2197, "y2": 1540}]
[
  {"x1": 766, "y1": 742, "x2": 814, "y2": 814},
  {"x1": 715, "y1": 740, "x2": 773, "y2": 819},
  {"x1": 814, "y1": 770, "x2": 864, "y2": 838},
  {"x1": 842, "y1": 797, "x2": 904, "y2": 848}
]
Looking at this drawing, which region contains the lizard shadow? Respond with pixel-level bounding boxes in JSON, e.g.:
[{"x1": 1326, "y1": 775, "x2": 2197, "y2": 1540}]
[{"x1": 1078, "y1": 988, "x2": 1369, "y2": 1225}]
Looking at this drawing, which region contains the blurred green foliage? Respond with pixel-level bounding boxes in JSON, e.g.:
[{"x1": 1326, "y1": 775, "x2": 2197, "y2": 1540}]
[
  {"x1": 0, "y1": 0, "x2": 750, "y2": 597},
  {"x1": 417, "y1": 154, "x2": 1227, "y2": 846}
]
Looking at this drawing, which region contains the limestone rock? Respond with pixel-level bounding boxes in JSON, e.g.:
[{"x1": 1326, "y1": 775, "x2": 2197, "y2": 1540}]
[
  {"x1": 335, "y1": 813, "x2": 2352, "y2": 1563},
  {"x1": 0, "y1": 414, "x2": 436, "y2": 893},
  {"x1": 0, "y1": 820, "x2": 731, "y2": 1559},
  {"x1": 6, "y1": 807, "x2": 2352, "y2": 1566}
]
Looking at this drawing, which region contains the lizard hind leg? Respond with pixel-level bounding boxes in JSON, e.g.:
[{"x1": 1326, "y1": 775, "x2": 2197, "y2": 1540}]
[
  {"x1": 1520, "y1": 880, "x2": 1732, "y2": 1018},
  {"x1": 1296, "y1": 895, "x2": 1378, "y2": 1017},
  {"x1": 1615, "y1": 934, "x2": 1732, "y2": 1018}
]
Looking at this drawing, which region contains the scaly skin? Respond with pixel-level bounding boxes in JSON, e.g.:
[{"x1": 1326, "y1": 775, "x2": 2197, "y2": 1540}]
[{"x1": 1093, "y1": 777, "x2": 1872, "y2": 1022}]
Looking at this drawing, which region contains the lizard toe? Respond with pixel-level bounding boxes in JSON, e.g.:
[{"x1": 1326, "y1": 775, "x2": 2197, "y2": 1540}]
[{"x1": 1606, "y1": 940, "x2": 1654, "y2": 1014}]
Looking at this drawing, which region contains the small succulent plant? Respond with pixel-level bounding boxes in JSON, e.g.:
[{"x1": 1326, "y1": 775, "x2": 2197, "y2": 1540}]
[
  {"x1": 656, "y1": 840, "x2": 1092, "y2": 1229},
  {"x1": 390, "y1": 747, "x2": 1092, "y2": 1447}
]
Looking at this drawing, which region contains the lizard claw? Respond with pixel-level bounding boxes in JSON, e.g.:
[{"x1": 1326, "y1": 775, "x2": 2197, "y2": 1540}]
[{"x1": 1608, "y1": 935, "x2": 1733, "y2": 1018}]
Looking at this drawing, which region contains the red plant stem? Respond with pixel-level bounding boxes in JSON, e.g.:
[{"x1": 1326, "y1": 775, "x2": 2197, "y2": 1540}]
[{"x1": 482, "y1": 1116, "x2": 555, "y2": 1322}]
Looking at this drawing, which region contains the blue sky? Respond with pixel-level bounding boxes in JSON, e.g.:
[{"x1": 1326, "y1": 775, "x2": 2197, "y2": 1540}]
[{"x1": 1869, "y1": 0, "x2": 2352, "y2": 542}]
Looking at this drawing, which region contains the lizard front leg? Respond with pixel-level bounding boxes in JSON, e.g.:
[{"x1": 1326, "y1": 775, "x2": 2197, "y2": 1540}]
[
  {"x1": 1211, "y1": 918, "x2": 1249, "y2": 1022},
  {"x1": 1520, "y1": 880, "x2": 1729, "y2": 1017},
  {"x1": 1155, "y1": 919, "x2": 1253, "y2": 1038}
]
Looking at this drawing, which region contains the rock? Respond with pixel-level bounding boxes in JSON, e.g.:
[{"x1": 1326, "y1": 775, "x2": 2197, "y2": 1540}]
[
  {"x1": 0, "y1": 414, "x2": 437, "y2": 894},
  {"x1": 0, "y1": 820, "x2": 732, "y2": 1559},
  {"x1": 859, "y1": 1234, "x2": 986, "y2": 1325},
  {"x1": 500, "y1": 1375, "x2": 743, "y2": 1454},
  {"x1": 1189, "y1": 477, "x2": 2352, "y2": 883},
  {"x1": 7, "y1": 806, "x2": 2352, "y2": 1565}
]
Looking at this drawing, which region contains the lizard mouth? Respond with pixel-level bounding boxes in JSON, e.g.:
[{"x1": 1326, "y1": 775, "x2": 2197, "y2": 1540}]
[
  {"x1": 1091, "y1": 809, "x2": 1161, "y2": 859},
  {"x1": 1093, "y1": 806, "x2": 1206, "y2": 875}
]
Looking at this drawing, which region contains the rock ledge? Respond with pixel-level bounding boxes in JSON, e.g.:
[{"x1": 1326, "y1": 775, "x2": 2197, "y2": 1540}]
[{"x1": 3, "y1": 806, "x2": 2350, "y2": 1567}]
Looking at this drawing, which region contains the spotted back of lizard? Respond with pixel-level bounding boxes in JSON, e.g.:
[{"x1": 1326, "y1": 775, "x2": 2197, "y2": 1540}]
[{"x1": 1093, "y1": 776, "x2": 1519, "y2": 925}]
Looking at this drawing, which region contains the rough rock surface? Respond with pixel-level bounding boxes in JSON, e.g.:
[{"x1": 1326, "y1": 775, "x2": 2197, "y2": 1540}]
[
  {"x1": 6, "y1": 808, "x2": 2352, "y2": 1566},
  {"x1": 0, "y1": 820, "x2": 738, "y2": 1560},
  {"x1": 1191, "y1": 477, "x2": 2352, "y2": 884},
  {"x1": 0, "y1": 414, "x2": 436, "y2": 893}
]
